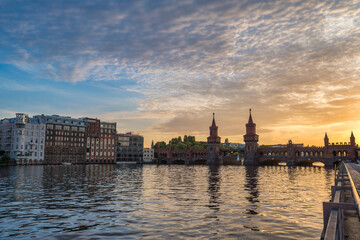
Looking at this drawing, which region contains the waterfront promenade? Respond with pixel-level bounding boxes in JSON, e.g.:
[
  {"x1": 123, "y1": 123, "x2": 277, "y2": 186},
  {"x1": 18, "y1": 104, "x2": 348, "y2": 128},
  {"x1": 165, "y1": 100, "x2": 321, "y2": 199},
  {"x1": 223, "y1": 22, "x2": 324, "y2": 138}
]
[{"x1": 322, "y1": 162, "x2": 360, "y2": 239}]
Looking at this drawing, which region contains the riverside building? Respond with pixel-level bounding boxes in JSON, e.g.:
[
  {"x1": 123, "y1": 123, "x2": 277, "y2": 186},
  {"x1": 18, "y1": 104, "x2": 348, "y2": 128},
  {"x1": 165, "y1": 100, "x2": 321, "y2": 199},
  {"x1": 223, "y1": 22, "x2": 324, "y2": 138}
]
[
  {"x1": 34, "y1": 115, "x2": 86, "y2": 164},
  {"x1": 78, "y1": 118, "x2": 117, "y2": 164},
  {"x1": 0, "y1": 113, "x2": 45, "y2": 164},
  {"x1": 116, "y1": 133, "x2": 144, "y2": 162},
  {"x1": 143, "y1": 148, "x2": 154, "y2": 163}
]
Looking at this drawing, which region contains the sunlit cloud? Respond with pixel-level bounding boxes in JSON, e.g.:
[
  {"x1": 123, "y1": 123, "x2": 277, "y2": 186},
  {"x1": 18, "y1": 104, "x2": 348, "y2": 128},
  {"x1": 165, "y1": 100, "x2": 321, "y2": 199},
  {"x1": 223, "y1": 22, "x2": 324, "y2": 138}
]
[{"x1": 0, "y1": 0, "x2": 359, "y2": 146}]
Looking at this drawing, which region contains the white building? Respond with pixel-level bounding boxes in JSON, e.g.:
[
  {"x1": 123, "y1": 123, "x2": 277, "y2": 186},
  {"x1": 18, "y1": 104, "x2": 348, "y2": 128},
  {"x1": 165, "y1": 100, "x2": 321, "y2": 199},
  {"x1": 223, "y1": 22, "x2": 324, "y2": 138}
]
[
  {"x1": 143, "y1": 148, "x2": 154, "y2": 163},
  {"x1": 0, "y1": 113, "x2": 45, "y2": 164}
]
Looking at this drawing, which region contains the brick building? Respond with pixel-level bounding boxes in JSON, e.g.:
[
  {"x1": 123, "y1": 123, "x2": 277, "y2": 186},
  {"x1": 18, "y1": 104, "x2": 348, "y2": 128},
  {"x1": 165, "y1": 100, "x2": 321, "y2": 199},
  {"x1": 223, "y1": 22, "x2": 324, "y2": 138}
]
[{"x1": 34, "y1": 115, "x2": 87, "y2": 164}]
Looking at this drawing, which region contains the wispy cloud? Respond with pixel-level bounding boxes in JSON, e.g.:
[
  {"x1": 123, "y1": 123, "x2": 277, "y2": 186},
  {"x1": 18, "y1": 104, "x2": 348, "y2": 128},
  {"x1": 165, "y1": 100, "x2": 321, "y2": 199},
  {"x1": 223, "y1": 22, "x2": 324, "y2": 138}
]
[{"x1": 0, "y1": 0, "x2": 359, "y2": 146}]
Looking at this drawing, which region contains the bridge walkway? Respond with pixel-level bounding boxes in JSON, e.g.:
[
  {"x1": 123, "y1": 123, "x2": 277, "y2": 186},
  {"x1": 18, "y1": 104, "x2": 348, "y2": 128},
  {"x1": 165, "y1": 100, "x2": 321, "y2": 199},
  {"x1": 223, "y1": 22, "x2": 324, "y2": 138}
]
[{"x1": 322, "y1": 162, "x2": 360, "y2": 240}]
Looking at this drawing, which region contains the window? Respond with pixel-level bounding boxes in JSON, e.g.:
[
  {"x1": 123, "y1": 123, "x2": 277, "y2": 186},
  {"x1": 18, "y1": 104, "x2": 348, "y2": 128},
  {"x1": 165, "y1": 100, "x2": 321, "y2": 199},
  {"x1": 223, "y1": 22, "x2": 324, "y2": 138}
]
[{"x1": 55, "y1": 125, "x2": 62, "y2": 130}]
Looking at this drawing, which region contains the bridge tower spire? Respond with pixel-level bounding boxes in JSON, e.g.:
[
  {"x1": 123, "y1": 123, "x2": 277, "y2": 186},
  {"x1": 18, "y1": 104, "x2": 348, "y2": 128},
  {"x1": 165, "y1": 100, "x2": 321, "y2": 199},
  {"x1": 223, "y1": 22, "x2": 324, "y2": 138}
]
[
  {"x1": 350, "y1": 131, "x2": 355, "y2": 146},
  {"x1": 324, "y1": 132, "x2": 329, "y2": 146},
  {"x1": 207, "y1": 113, "x2": 222, "y2": 165},
  {"x1": 243, "y1": 109, "x2": 259, "y2": 165}
]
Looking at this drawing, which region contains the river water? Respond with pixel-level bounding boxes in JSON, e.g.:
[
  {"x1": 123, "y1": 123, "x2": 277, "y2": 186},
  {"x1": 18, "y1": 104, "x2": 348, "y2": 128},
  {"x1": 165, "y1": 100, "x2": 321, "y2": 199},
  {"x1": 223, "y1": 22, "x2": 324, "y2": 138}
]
[{"x1": 0, "y1": 165, "x2": 334, "y2": 239}]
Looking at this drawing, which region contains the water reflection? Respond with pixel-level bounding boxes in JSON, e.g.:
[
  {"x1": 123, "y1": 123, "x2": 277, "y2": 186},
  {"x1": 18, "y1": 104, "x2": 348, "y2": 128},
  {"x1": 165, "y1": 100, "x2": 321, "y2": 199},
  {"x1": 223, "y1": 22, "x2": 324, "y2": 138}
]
[
  {"x1": 243, "y1": 166, "x2": 260, "y2": 232},
  {"x1": 0, "y1": 165, "x2": 334, "y2": 239},
  {"x1": 207, "y1": 165, "x2": 221, "y2": 212}
]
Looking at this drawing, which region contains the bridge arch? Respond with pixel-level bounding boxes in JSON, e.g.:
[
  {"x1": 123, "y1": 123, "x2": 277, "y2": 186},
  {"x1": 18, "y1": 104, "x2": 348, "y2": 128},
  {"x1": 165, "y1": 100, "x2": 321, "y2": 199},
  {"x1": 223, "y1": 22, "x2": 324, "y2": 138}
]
[{"x1": 312, "y1": 161, "x2": 325, "y2": 167}]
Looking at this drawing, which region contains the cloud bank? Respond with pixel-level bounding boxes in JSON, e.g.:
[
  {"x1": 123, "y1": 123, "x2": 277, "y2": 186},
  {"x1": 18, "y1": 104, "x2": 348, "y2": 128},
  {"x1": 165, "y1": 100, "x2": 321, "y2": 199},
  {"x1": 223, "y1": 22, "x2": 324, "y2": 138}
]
[{"x1": 0, "y1": 0, "x2": 359, "y2": 146}]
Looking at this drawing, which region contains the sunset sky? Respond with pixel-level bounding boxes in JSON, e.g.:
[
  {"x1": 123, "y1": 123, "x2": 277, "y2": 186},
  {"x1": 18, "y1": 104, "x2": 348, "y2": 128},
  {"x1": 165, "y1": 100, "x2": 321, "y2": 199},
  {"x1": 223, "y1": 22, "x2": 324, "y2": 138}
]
[{"x1": 0, "y1": 0, "x2": 359, "y2": 147}]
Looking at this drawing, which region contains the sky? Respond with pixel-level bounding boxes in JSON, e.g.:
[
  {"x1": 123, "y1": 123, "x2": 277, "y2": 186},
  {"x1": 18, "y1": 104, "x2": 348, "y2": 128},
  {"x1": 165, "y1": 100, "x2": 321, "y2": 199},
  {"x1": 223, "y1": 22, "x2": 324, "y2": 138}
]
[{"x1": 0, "y1": 0, "x2": 359, "y2": 147}]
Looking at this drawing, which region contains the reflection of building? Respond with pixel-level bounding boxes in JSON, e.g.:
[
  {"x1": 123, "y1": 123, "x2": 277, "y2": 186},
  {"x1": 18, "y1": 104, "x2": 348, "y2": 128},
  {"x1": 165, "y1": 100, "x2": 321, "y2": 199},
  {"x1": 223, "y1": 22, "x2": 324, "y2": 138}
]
[
  {"x1": 34, "y1": 115, "x2": 86, "y2": 164},
  {"x1": 143, "y1": 148, "x2": 154, "y2": 163},
  {"x1": 0, "y1": 113, "x2": 46, "y2": 164},
  {"x1": 243, "y1": 109, "x2": 358, "y2": 167},
  {"x1": 83, "y1": 118, "x2": 116, "y2": 164},
  {"x1": 116, "y1": 133, "x2": 144, "y2": 162}
]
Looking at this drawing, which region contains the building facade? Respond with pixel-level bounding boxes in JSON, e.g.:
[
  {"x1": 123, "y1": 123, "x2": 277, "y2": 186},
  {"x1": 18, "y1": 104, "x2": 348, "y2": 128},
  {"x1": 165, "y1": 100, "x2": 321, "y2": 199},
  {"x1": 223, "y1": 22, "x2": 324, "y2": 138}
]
[
  {"x1": 83, "y1": 119, "x2": 116, "y2": 164},
  {"x1": 0, "y1": 113, "x2": 45, "y2": 164},
  {"x1": 143, "y1": 148, "x2": 154, "y2": 163},
  {"x1": 116, "y1": 133, "x2": 144, "y2": 162},
  {"x1": 34, "y1": 115, "x2": 87, "y2": 164},
  {"x1": 243, "y1": 110, "x2": 358, "y2": 167},
  {"x1": 100, "y1": 122, "x2": 116, "y2": 163}
]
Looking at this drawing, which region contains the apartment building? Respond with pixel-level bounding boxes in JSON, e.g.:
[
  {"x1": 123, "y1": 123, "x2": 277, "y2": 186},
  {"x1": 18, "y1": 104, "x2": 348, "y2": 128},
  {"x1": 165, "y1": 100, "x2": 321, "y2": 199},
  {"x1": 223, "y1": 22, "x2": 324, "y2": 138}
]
[
  {"x1": 116, "y1": 133, "x2": 144, "y2": 162},
  {"x1": 143, "y1": 148, "x2": 154, "y2": 163},
  {"x1": 34, "y1": 115, "x2": 86, "y2": 164},
  {"x1": 0, "y1": 113, "x2": 45, "y2": 164}
]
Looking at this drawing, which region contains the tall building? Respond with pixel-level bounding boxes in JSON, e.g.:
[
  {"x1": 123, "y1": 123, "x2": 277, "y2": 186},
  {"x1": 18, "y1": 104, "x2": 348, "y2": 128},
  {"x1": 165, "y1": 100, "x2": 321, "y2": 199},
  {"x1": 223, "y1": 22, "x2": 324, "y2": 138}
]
[
  {"x1": 243, "y1": 109, "x2": 259, "y2": 165},
  {"x1": 100, "y1": 121, "x2": 116, "y2": 163},
  {"x1": 207, "y1": 113, "x2": 222, "y2": 165},
  {"x1": 34, "y1": 115, "x2": 87, "y2": 164},
  {"x1": 0, "y1": 113, "x2": 45, "y2": 164},
  {"x1": 116, "y1": 133, "x2": 144, "y2": 162},
  {"x1": 84, "y1": 118, "x2": 100, "y2": 164},
  {"x1": 82, "y1": 118, "x2": 117, "y2": 164}
]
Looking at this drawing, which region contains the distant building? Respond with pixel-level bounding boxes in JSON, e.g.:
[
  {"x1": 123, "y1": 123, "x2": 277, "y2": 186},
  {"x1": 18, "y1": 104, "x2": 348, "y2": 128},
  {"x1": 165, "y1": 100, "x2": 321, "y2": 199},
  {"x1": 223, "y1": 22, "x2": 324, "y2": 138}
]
[
  {"x1": 116, "y1": 133, "x2": 144, "y2": 162},
  {"x1": 100, "y1": 121, "x2": 116, "y2": 164},
  {"x1": 221, "y1": 142, "x2": 245, "y2": 148},
  {"x1": 0, "y1": 113, "x2": 45, "y2": 164},
  {"x1": 34, "y1": 114, "x2": 86, "y2": 164},
  {"x1": 143, "y1": 148, "x2": 154, "y2": 163}
]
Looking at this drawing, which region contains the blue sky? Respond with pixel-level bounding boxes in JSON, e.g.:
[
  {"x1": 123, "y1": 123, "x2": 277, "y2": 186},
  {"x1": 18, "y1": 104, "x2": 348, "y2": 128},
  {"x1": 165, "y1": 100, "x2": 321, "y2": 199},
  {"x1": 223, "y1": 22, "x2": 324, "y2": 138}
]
[{"x1": 0, "y1": 0, "x2": 359, "y2": 146}]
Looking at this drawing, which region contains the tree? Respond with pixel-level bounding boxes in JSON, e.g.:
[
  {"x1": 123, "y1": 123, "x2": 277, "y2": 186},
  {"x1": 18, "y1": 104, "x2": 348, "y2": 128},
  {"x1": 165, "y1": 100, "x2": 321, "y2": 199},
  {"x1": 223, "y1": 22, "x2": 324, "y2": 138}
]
[
  {"x1": 225, "y1": 138, "x2": 229, "y2": 144},
  {"x1": 174, "y1": 142, "x2": 187, "y2": 150},
  {"x1": 155, "y1": 141, "x2": 167, "y2": 149}
]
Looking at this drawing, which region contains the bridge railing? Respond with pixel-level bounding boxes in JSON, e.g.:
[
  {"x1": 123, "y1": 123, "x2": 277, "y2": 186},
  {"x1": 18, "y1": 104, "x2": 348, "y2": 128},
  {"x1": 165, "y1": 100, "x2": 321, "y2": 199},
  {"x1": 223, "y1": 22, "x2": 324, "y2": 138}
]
[{"x1": 322, "y1": 163, "x2": 358, "y2": 240}]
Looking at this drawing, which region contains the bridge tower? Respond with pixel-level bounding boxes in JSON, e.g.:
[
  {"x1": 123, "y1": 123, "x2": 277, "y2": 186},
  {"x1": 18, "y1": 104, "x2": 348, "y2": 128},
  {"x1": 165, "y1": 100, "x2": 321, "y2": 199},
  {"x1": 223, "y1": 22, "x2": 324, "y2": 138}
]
[
  {"x1": 350, "y1": 131, "x2": 355, "y2": 146},
  {"x1": 324, "y1": 132, "x2": 329, "y2": 146},
  {"x1": 243, "y1": 109, "x2": 259, "y2": 165},
  {"x1": 207, "y1": 113, "x2": 222, "y2": 165}
]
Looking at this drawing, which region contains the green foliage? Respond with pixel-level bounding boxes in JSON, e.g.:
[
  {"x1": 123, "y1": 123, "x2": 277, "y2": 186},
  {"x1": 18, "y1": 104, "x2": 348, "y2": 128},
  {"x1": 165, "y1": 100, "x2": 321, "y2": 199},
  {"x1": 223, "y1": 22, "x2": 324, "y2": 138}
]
[
  {"x1": 156, "y1": 135, "x2": 206, "y2": 150},
  {"x1": 174, "y1": 142, "x2": 187, "y2": 150},
  {"x1": 154, "y1": 141, "x2": 167, "y2": 149}
]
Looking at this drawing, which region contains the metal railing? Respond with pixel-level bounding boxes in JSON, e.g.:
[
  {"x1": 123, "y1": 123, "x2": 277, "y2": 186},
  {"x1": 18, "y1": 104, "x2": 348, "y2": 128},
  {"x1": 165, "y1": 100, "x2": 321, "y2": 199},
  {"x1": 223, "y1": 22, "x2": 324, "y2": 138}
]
[{"x1": 322, "y1": 163, "x2": 358, "y2": 240}]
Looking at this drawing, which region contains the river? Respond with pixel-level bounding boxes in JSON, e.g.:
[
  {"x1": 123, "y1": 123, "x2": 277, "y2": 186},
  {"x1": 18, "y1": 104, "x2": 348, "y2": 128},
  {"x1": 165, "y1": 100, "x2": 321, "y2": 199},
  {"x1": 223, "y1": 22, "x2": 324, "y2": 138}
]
[{"x1": 0, "y1": 165, "x2": 334, "y2": 239}]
